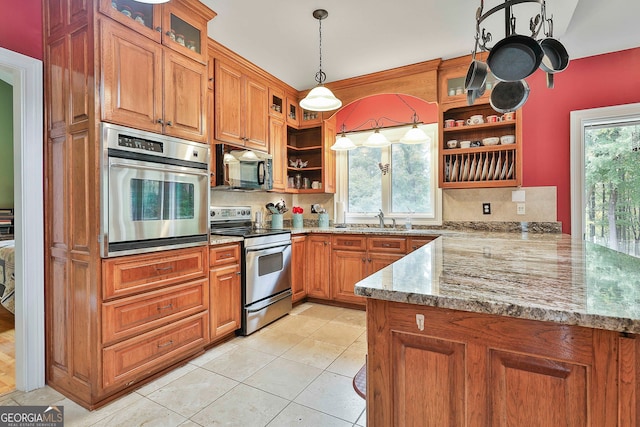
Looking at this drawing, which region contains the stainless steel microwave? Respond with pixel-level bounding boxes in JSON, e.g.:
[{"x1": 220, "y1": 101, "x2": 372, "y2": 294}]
[{"x1": 214, "y1": 145, "x2": 273, "y2": 191}]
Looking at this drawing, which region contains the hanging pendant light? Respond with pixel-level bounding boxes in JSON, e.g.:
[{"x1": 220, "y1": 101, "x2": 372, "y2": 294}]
[
  {"x1": 331, "y1": 125, "x2": 357, "y2": 151},
  {"x1": 299, "y1": 9, "x2": 342, "y2": 112},
  {"x1": 400, "y1": 113, "x2": 430, "y2": 144},
  {"x1": 364, "y1": 129, "x2": 391, "y2": 148}
]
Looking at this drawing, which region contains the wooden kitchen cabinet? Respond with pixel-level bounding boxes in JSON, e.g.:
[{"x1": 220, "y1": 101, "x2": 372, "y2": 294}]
[
  {"x1": 209, "y1": 243, "x2": 241, "y2": 341},
  {"x1": 269, "y1": 117, "x2": 287, "y2": 192},
  {"x1": 305, "y1": 234, "x2": 331, "y2": 299},
  {"x1": 366, "y1": 299, "x2": 617, "y2": 427},
  {"x1": 101, "y1": 18, "x2": 208, "y2": 142},
  {"x1": 291, "y1": 235, "x2": 307, "y2": 303},
  {"x1": 268, "y1": 86, "x2": 285, "y2": 119},
  {"x1": 44, "y1": 0, "x2": 216, "y2": 408},
  {"x1": 437, "y1": 55, "x2": 522, "y2": 189},
  {"x1": 285, "y1": 117, "x2": 335, "y2": 194},
  {"x1": 331, "y1": 235, "x2": 406, "y2": 305},
  {"x1": 99, "y1": 0, "x2": 214, "y2": 64},
  {"x1": 407, "y1": 236, "x2": 436, "y2": 252},
  {"x1": 286, "y1": 95, "x2": 299, "y2": 127},
  {"x1": 214, "y1": 58, "x2": 269, "y2": 151}
]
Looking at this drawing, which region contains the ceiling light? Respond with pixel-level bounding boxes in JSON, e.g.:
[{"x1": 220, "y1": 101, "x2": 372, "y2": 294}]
[
  {"x1": 331, "y1": 135, "x2": 357, "y2": 151},
  {"x1": 299, "y1": 9, "x2": 342, "y2": 112},
  {"x1": 364, "y1": 129, "x2": 391, "y2": 148},
  {"x1": 331, "y1": 126, "x2": 357, "y2": 151},
  {"x1": 400, "y1": 125, "x2": 431, "y2": 144}
]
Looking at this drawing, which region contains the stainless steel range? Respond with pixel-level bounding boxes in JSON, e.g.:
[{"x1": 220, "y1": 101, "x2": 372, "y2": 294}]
[{"x1": 210, "y1": 206, "x2": 292, "y2": 335}]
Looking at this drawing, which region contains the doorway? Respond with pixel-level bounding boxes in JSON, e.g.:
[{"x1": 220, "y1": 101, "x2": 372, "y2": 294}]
[
  {"x1": 571, "y1": 103, "x2": 640, "y2": 255},
  {"x1": 0, "y1": 46, "x2": 45, "y2": 392}
]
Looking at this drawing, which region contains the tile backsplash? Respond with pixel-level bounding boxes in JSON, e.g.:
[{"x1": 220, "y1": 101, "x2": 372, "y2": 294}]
[{"x1": 210, "y1": 186, "x2": 557, "y2": 226}]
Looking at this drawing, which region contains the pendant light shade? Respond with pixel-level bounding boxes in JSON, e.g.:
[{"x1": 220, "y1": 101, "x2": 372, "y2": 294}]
[
  {"x1": 400, "y1": 125, "x2": 431, "y2": 144},
  {"x1": 364, "y1": 129, "x2": 391, "y2": 148},
  {"x1": 300, "y1": 86, "x2": 342, "y2": 112},
  {"x1": 331, "y1": 134, "x2": 357, "y2": 151},
  {"x1": 300, "y1": 9, "x2": 342, "y2": 112}
]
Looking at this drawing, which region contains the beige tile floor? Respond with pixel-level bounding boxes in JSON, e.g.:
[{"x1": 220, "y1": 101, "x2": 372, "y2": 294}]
[{"x1": 0, "y1": 303, "x2": 368, "y2": 426}]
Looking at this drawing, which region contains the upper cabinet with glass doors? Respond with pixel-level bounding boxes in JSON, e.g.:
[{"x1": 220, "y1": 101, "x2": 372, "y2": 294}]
[{"x1": 100, "y1": 0, "x2": 216, "y2": 64}]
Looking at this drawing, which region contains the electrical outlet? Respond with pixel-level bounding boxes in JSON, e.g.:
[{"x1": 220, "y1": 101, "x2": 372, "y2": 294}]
[
  {"x1": 517, "y1": 203, "x2": 526, "y2": 215},
  {"x1": 482, "y1": 203, "x2": 491, "y2": 215}
]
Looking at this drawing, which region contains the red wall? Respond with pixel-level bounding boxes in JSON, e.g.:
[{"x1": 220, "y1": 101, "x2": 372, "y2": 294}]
[
  {"x1": 336, "y1": 47, "x2": 640, "y2": 235},
  {"x1": 337, "y1": 94, "x2": 438, "y2": 133},
  {"x1": 0, "y1": 0, "x2": 43, "y2": 60},
  {"x1": 522, "y1": 47, "x2": 640, "y2": 234}
]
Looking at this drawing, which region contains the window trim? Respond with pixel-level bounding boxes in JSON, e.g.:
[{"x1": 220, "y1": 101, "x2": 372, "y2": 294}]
[
  {"x1": 570, "y1": 102, "x2": 640, "y2": 238},
  {"x1": 335, "y1": 123, "x2": 442, "y2": 226}
]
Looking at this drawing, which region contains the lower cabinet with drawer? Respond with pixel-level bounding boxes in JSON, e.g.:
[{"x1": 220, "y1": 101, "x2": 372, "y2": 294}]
[
  {"x1": 99, "y1": 246, "x2": 210, "y2": 403},
  {"x1": 209, "y1": 243, "x2": 242, "y2": 342},
  {"x1": 331, "y1": 235, "x2": 406, "y2": 305}
]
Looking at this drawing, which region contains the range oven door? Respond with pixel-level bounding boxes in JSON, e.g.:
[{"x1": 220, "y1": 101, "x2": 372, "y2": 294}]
[
  {"x1": 242, "y1": 240, "x2": 292, "y2": 335},
  {"x1": 103, "y1": 156, "x2": 209, "y2": 257},
  {"x1": 244, "y1": 241, "x2": 292, "y2": 305}
]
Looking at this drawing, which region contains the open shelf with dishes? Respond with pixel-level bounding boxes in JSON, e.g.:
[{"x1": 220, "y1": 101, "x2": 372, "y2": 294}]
[
  {"x1": 286, "y1": 126, "x2": 324, "y2": 192},
  {"x1": 439, "y1": 102, "x2": 522, "y2": 188}
]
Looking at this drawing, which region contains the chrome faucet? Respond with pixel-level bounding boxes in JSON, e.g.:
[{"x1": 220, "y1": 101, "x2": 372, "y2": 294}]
[
  {"x1": 376, "y1": 209, "x2": 385, "y2": 228},
  {"x1": 375, "y1": 209, "x2": 396, "y2": 229}
]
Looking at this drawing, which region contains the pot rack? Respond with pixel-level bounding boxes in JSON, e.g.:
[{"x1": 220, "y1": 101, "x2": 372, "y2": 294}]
[{"x1": 475, "y1": 0, "x2": 553, "y2": 52}]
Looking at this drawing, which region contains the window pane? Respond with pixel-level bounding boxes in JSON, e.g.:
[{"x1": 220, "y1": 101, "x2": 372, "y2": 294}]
[
  {"x1": 348, "y1": 146, "x2": 382, "y2": 212},
  {"x1": 391, "y1": 143, "x2": 432, "y2": 214},
  {"x1": 584, "y1": 121, "x2": 640, "y2": 257}
]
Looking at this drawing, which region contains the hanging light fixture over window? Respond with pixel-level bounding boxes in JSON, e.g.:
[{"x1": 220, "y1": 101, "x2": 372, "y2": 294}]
[
  {"x1": 299, "y1": 9, "x2": 342, "y2": 112},
  {"x1": 332, "y1": 95, "x2": 431, "y2": 150},
  {"x1": 331, "y1": 125, "x2": 357, "y2": 151}
]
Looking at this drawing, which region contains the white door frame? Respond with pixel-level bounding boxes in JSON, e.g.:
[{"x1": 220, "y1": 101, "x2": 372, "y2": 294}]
[
  {"x1": 0, "y1": 47, "x2": 45, "y2": 391},
  {"x1": 570, "y1": 102, "x2": 640, "y2": 239}
]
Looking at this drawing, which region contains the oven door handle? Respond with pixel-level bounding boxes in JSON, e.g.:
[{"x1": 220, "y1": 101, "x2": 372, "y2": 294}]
[
  {"x1": 245, "y1": 243, "x2": 291, "y2": 256},
  {"x1": 109, "y1": 161, "x2": 210, "y2": 178}
]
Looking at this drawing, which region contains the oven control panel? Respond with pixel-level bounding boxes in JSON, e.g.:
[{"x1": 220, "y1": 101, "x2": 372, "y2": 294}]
[{"x1": 210, "y1": 206, "x2": 252, "y2": 221}]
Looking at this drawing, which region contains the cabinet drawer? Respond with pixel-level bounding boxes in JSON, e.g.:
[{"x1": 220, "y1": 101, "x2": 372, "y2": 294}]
[
  {"x1": 209, "y1": 243, "x2": 240, "y2": 267},
  {"x1": 408, "y1": 236, "x2": 437, "y2": 252},
  {"x1": 102, "y1": 278, "x2": 209, "y2": 345},
  {"x1": 102, "y1": 312, "x2": 208, "y2": 389},
  {"x1": 332, "y1": 235, "x2": 367, "y2": 251},
  {"x1": 367, "y1": 237, "x2": 407, "y2": 254},
  {"x1": 103, "y1": 246, "x2": 208, "y2": 299}
]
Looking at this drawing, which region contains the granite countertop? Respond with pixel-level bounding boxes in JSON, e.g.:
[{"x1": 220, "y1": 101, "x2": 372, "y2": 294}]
[
  {"x1": 354, "y1": 232, "x2": 640, "y2": 334},
  {"x1": 210, "y1": 235, "x2": 244, "y2": 246}
]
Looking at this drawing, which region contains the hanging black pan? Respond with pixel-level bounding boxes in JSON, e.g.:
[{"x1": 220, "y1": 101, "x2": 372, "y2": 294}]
[
  {"x1": 490, "y1": 80, "x2": 529, "y2": 113},
  {"x1": 487, "y1": 34, "x2": 544, "y2": 82},
  {"x1": 538, "y1": 20, "x2": 570, "y2": 88}
]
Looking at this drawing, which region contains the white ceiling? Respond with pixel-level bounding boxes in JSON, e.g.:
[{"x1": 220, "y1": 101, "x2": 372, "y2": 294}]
[{"x1": 201, "y1": 0, "x2": 640, "y2": 91}]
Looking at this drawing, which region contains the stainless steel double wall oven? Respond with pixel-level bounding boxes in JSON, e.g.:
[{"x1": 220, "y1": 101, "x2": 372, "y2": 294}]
[{"x1": 100, "y1": 123, "x2": 210, "y2": 257}]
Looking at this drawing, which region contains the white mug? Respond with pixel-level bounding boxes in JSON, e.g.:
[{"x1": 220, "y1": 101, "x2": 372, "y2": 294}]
[{"x1": 311, "y1": 181, "x2": 321, "y2": 189}]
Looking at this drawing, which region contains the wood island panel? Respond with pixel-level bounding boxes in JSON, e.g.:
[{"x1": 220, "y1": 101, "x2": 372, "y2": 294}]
[{"x1": 366, "y1": 299, "x2": 620, "y2": 427}]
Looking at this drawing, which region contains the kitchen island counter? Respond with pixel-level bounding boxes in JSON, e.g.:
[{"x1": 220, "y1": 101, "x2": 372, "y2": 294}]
[
  {"x1": 356, "y1": 232, "x2": 640, "y2": 426},
  {"x1": 355, "y1": 231, "x2": 640, "y2": 333}
]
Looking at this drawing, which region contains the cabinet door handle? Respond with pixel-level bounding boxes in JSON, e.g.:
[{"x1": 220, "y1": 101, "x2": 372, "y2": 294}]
[
  {"x1": 362, "y1": 258, "x2": 366, "y2": 262},
  {"x1": 236, "y1": 271, "x2": 241, "y2": 275},
  {"x1": 154, "y1": 265, "x2": 173, "y2": 272},
  {"x1": 157, "y1": 340, "x2": 174, "y2": 348},
  {"x1": 382, "y1": 243, "x2": 391, "y2": 247},
  {"x1": 157, "y1": 118, "x2": 164, "y2": 125},
  {"x1": 155, "y1": 27, "x2": 162, "y2": 32},
  {"x1": 157, "y1": 303, "x2": 173, "y2": 311},
  {"x1": 368, "y1": 258, "x2": 372, "y2": 262},
  {"x1": 166, "y1": 121, "x2": 173, "y2": 126}
]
